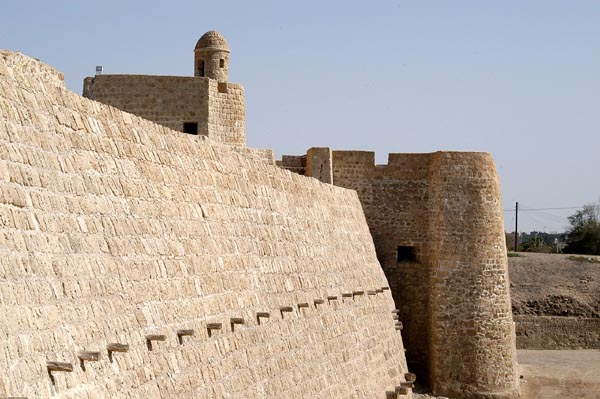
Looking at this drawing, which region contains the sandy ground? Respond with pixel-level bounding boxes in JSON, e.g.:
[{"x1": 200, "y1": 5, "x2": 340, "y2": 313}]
[
  {"x1": 509, "y1": 253, "x2": 600, "y2": 317},
  {"x1": 518, "y1": 350, "x2": 600, "y2": 399}
]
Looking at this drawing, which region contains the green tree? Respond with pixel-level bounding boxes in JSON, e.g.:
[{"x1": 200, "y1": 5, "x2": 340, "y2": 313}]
[
  {"x1": 521, "y1": 235, "x2": 554, "y2": 253},
  {"x1": 564, "y1": 203, "x2": 600, "y2": 255}
]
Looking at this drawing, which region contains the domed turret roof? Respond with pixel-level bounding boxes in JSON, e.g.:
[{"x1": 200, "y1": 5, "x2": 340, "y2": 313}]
[{"x1": 195, "y1": 31, "x2": 229, "y2": 51}]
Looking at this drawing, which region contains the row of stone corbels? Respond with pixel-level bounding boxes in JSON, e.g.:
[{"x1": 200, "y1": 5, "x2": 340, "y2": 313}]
[
  {"x1": 36, "y1": 285, "x2": 402, "y2": 390},
  {"x1": 387, "y1": 308, "x2": 413, "y2": 397},
  {"x1": 386, "y1": 371, "x2": 417, "y2": 397}
]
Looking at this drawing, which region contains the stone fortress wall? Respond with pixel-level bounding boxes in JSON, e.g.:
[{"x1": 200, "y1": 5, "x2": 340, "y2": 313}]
[
  {"x1": 0, "y1": 52, "x2": 412, "y2": 398},
  {"x1": 280, "y1": 149, "x2": 520, "y2": 399}
]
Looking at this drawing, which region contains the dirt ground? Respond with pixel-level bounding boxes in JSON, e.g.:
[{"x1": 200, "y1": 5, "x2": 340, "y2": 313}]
[
  {"x1": 518, "y1": 350, "x2": 600, "y2": 399},
  {"x1": 411, "y1": 350, "x2": 600, "y2": 398},
  {"x1": 509, "y1": 253, "x2": 600, "y2": 317}
]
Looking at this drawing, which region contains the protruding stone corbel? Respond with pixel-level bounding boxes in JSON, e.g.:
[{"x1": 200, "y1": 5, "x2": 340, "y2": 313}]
[
  {"x1": 280, "y1": 306, "x2": 294, "y2": 318},
  {"x1": 392, "y1": 309, "x2": 400, "y2": 314},
  {"x1": 145, "y1": 334, "x2": 166, "y2": 351},
  {"x1": 395, "y1": 322, "x2": 403, "y2": 330},
  {"x1": 256, "y1": 312, "x2": 270, "y2": 325},
  {"x1": 77, "y1": 351, "x2": 100, "y2": 370},
  {"x1": 367, "y1": 290, "x2": 377, "y2": 296},
  {"x1": 376, "y1": 288, "x2": 384, "y2": 293},
  {"x1": 313, "y1": 298, "x2": 325, "y2": 307},
  {"x1": 107, "y1": 343, "x2": 129, "y2": 362},
  {"x1": 395, "y1": 385, "x2": 409, "y2": 395},
  {"x1": 298, "y1": 303, "x2": 309, "y2": 311},
  {"x1": 353, "y1": 290, "x2": 364, "y2": 297},
  {"x1": 47, "y1": 361, "x2": 73, "y2": 384},
  {"x1": 207, "y1": 323, "x2": 222, "y2": 337},
  {"x1": 47, "y1": 361, "x2": 73, "y2": 372},
  {"x1": 176, "y1": 329, "x2": 194, "y2": 344},
  {"x1": 77, "y1": 351, "x2": 100, "y2": 362},
  {"x1": 341, "y1": 292, "x2": 352, "y2": 298},
  {"x1": 230, "y1": 318, "x2": 244, "y2": 332},
  {"x1": 382, "y1": 286, "x2": 390, "y2": 291},
  {"x1": 404, "y1": 372, "x2": 416, "y2": 382},
  {"x1": 327, "y1": 295, "x2": 338, "y2": 302}
]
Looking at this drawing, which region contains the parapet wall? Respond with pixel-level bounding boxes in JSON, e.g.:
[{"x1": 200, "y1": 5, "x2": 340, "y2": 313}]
[
  {"x1": 326, "y1": 150, "x2": 520, "y2": 399},
  {"x1": 0, "y1": 52, "x2": 409, "y2": 398}
]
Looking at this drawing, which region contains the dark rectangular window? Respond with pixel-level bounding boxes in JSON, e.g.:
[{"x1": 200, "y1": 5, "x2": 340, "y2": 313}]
[
  {"x1": 183, "y1": 122, "x2": 198, "y2": 135},
  {"x1": 218, "y1": 82, "x2": 228, "y2": 93},
  {"x1": 220, "y1": 59, "x2": 225, "y2": 68},
  {"x1": 397, "y1": 246, "x2": 419, "y2": 263}
]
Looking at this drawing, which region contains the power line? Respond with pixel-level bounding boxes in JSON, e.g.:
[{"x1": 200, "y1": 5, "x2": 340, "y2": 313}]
[
  {"x1": 503, "y1": 206, "x2": 584, "y2": 212},
  {"x1": 503, "y1": 203, "x2": 599, "y2": 233}
]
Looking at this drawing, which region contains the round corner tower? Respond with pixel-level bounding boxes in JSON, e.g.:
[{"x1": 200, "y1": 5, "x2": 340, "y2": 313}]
[{"x1": 194, "y1": 30, "x2": 230, "y2": 82}]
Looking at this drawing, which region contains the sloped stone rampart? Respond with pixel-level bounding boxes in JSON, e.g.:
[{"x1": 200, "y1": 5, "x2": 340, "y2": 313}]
[{"x1": 0, "y1": 52, "x2": 409, "y2": 398}]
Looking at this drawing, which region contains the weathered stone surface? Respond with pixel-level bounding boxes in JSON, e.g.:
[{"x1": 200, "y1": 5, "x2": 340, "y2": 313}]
[{"x1": 0, "y1": 51, "x2": 409, "y2": 398}]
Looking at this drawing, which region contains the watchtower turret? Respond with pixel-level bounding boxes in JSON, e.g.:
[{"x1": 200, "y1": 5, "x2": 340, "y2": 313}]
[{"x1": 194, "y1": 30, "x2": 229, "y2": 82}]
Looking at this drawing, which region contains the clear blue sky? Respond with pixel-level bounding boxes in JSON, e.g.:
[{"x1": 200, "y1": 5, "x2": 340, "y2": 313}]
[{"x1": 2, "y1": 1, "x2": 599, "y2": 232}]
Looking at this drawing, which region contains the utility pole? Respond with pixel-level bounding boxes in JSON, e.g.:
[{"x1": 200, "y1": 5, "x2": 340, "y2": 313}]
[{"x1": 514, "y1": 202, "x2": 519, "y2": 252}]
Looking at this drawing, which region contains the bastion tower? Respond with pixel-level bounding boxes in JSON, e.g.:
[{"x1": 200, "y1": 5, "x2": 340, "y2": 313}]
[
  {"x1": 194, "y1": 30, "x2": 230, "y2": 81},
  {"x1": 83, "y1": 31, "x2": 245, "y2": 146}
]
